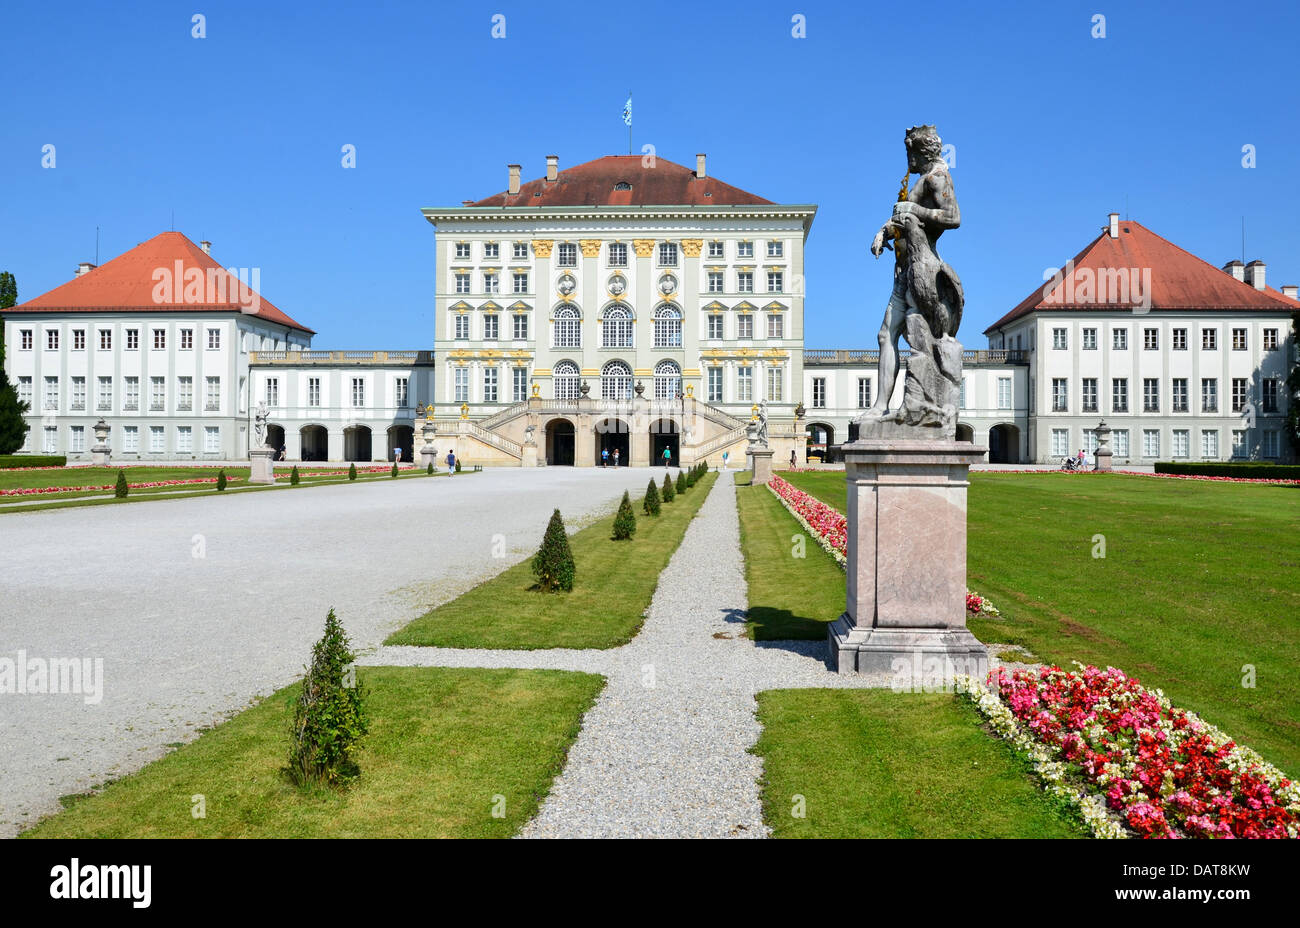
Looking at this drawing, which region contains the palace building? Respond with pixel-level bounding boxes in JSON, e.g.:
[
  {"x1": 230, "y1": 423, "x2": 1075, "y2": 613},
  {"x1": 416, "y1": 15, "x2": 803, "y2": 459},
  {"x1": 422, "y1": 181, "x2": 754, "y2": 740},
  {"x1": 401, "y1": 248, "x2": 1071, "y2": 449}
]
[{"x1": 3, "y1": 158, "x2": 1295, "y2": 466}]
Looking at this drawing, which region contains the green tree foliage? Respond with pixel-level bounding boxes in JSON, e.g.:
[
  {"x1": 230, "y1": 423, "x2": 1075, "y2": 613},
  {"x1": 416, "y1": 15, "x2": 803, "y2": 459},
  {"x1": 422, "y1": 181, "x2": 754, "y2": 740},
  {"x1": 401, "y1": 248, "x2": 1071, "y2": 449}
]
[
  {"x1": 391, "y1": 461, "x2": 399, "y2": 478},
  {"x1": 675, "y1": 471, "x2": 687, "y2": 494},
  {"x1": 612, "y1": 490, "x2": 637, "y2": 540},
  {"x1": 642, "y1": 478, "x2": 661, "y2": 516},
  {"x1": 0, "y1": 367, "x2": 29, "y2": 455},
  {"x1": 114, "y1": 469, "x2": 128, "y2": 498},
  {"x1": 287, "y1": 608, "x2": 369, "y2": 788},
  {"x1": 427, "y1": 461, "x2": 434, "y2": 475},
  {"x1": 532, "y1": 508, "x2": 576, "y2": 592},
  {"x1": 290, "y1": 465, "x2": 300, "y2": 485},
  {"x1": 662, "y1": 472, "x2": 675, "y2": 502},
  {"x1": 348, "y1": 462, "x2": 357, "y2": 481},
  {"x1": 217, "y1": 468, "x2": 227, "y2": 491}
]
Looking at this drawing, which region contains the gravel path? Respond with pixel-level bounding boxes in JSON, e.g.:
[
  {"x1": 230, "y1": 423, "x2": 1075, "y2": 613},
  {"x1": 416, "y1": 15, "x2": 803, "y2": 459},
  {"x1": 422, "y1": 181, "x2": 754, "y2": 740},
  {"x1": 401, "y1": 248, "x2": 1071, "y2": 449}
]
[
  {"x1": 0, "y1": 466, "x2": 657, "y2": 838},
  {"x1": 369, "y1": 472, "x2": 897, "y2": 838}
]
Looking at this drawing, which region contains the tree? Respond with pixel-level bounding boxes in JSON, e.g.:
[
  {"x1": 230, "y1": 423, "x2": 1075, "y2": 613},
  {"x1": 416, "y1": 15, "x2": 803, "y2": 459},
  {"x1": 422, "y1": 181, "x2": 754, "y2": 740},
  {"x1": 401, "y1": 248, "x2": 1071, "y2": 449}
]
[
  {"x1": 290, "y1": 465, "x2": 300, "y2": 485},
  {"x1": 532, "y1": 508, "x2": 576, "y2": 592},
  {"x1": 348, "y1": 462, "x2": 357, "y2": 481},
  {"x1": 217, "y1": 468, "x2": 227, "y2": 491},
  {"x1": 287, "y1": 608, "x2": 369, "y2": 787},
  {"x1": 0, "y1": 272, "x2": 16, "y2": 311},
  {"x1": 391, "y1": 461, "x2": 399, "y2": 478},
  {"x1": 0, "y1": 367, "x2": 29, "y2": 455},
  {"x1": 114, "y1": 469, "x2": 128, "y2": 498},
  {"x1": 662, "y1": 472, "x2": 675, "y2": 502},
  {"x1": 612, "y1": 490, "x2": 636, "y2": 540},
  {"x1": 427, "y1": 461, "x2": 434, "y2": 475},
  {"x1": 642, "y1": 478, "x2": 661, "y2": 516},
  {"x1": 676, "y1": 471, "x2": 687, "y2": 494}
]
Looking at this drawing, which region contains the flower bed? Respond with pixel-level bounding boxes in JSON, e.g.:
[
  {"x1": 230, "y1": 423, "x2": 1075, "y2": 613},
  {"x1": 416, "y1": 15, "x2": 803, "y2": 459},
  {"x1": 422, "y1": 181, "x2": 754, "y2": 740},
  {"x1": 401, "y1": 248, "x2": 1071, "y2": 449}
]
[
  {"x1": 1, "y1": 476, "x2": 246, "y2": 497},
  {"x1": 960, "y1": 665, "x2": 1299, "y2": 839},
  {"x1": 766, "y1": 475, "x2": 998, "y2": 619},
  {"x1": 977, "y1": 469, "x2": 1299, "y2": 486}
]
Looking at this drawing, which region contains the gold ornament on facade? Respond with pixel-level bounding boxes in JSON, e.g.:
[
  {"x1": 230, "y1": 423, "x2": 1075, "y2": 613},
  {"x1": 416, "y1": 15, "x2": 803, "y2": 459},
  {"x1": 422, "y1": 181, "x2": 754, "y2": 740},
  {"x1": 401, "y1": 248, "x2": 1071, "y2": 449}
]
[
  {"x1": 460, "y1": 403, "x2": 469, "y2": 419},
  {"x1": 531, "y1": 240, "x2": 554, "y2": 257},
  {"x1": 579, "y1": 239, "x2": 602, "y2": 258},
  {"x1": 685, "y1": 384, "x2": 695, "y2": 398},
  {"x1": 531, "y1": 382, "x2": 541, "y2": 397},
  {"x1": 681, "y1": 239, "x2": 703, "y2": 257},
  {"x1": 632, "y1": 239, "x2": 655, "y2": 258}
]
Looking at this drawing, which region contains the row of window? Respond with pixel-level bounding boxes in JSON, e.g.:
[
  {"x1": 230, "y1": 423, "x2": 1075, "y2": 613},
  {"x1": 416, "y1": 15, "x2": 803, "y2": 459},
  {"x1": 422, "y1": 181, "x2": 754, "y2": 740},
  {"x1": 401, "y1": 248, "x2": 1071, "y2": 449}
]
[
  {"x1": 451, "y1": 268, "x2": 787, "y2": 295},
  {"x1": 28, "y1": 424, "x2": 222, "y2": 455},
  {"x1": 1049, "y1": 426, "x2": 1283, "y2": 460},
  {"x1": 452, "y1": 309, "x2": 787, "y2": 347},
  {"x1": 1048, "y1": 377, "x2": 1282, "y2": 414},
  {"x1": 1051, "y1": 326, "x2": 1281, "y2": 352},
  {"x1": 261, "y1": 377, "x2": 409, "y2": 409},
  {"x1": 17, "y1": 375, "x2": 223, "y2": 412},
  {"x1": 809, "y1": 377, "x2": 1015, "y2": 411},
  {"x1": 450, "y1": 359, "x2": 788, "y2": 405},
  {"x1": 16, "y1": 326, "x2": 223, "y2": 351},
  {"x1": 452, "y1": 239, "x2": 785, "y2": 266}
]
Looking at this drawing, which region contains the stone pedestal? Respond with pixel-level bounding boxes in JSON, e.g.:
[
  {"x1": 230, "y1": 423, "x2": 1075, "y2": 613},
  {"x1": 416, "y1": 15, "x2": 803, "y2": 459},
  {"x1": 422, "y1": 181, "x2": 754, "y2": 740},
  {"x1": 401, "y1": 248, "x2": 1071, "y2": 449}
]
[
  {"x1": 91, "y1": 445, "x2": 111, "y2": 466},
  {"x1": 1094, "y1": 447, "x2": 1113, "y2": 472},
  {"x1": 749, "y1": 447, "x2": 774, "y2": 486},
  {"x1": 828, "y1": 438, "x2": 989, "y2": 676},
  {"x1": 420, "y1": 446, "x2": 438, "y2": 472},
  {"x1": 249, "y1": 447, "x2": 276, "y2": 484},
  {"x1": 521, "y1": 444, "x2": 539, "y2": 468}
]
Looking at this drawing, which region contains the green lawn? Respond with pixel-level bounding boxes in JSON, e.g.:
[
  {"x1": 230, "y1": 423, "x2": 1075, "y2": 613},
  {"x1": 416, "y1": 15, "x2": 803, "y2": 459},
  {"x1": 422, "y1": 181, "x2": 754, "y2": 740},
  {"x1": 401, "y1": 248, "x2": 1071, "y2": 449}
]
[
  {"x1": 782, "y1": 469, "x2": 1300, "y2": 774},
  {"x1": 754, "y1": 688, "x2": 1084, "y2": 838},
  {"x1": 22, "y1": 667, "x2": 602, "y2": 838},
  {"x1": 735, "y1": 479, "x2": 845, "y2": 639},
  {"x1": 387, "y1": 472, "x2": 718, "y2": 649}
]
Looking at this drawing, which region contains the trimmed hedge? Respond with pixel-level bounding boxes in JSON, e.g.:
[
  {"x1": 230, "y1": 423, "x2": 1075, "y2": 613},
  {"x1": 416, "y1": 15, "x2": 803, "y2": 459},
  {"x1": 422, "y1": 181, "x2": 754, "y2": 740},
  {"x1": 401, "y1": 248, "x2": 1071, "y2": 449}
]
[
  {"x1": 0, "y1": 454, "x2": 66, "y2": 469},
  {"x1": 1155, "y1": 461, "x2": 1300, "y2": 479}
]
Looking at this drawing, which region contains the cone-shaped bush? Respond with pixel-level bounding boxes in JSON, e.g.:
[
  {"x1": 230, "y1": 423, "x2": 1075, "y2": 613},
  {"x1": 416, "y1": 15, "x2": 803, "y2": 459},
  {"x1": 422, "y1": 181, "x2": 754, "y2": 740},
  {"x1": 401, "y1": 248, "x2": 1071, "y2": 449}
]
[
  {"x1": 676, "y1": 471, "x2": 687, "y2": 494},
  {"x1": 642, "y1": 478, "x2": 661, "y2": 516},
  {"x1": 455, "y1": 460, "x2": 462, "y2": 473},
  {"x1": 612, "y1": 491, "x2": 637, "y2": 540},
  {"x1": 532, "y1": 509, "x2": 576, "y2": 592},
  {"x1": 216, "y1": 468, "x2": 227, "y2": 491},
  {"x1": 287, "y1": 608, "x2": 369, "y2": 788},
  {"x1": 290, "y1": 465, "x2": 300, "y2": 486},
  {"x1": 391, "y1": 461, "x2": 399, "y2": 478},
  {"x1": 348, "y1": 462, "x2": 357, "y2": 481},
  {"x1": 427, "y1": 461, "x2": 434, "y2": 476},
  {"x1": 661, "y1": 472, "x2": 675, "y2": 502},
  {"x1": 114, "y1": 469, "x2": 128, "y2": 498}
]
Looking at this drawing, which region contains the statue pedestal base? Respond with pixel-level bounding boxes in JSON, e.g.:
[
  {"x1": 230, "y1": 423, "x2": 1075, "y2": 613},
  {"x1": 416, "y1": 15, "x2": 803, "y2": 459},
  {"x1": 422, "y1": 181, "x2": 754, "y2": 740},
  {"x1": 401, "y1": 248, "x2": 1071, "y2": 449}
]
[
  {"x1": 748, "y1": 446, "x2": 774, "y2": 485},
  {"x1": 249, "y1": 447, "x2": 276, "y2": 484},
  {"x1": 521, "y1": 444, "x2": 539, "y2": 468},
  {"x1": 420, "y1": 447, "x2": 438, "y2": 472},
  {"x1": 1094, "y1": 448, "x2": 1113, "y2": 472},
  {"x1": 91, "y1": 446, "x2": 111, "y2": 466},
  {"x1": 828, "y1": 438, "x2": 989, "y2": 677}
]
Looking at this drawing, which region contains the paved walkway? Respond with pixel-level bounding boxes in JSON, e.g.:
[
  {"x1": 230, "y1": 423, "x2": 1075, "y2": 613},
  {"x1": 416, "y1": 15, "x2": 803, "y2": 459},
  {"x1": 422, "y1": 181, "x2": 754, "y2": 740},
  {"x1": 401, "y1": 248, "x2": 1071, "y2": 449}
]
[
  {"x1": 368, "y1": 473, "x2": 896, "y2": 838},
  {"x1": 0, "y1": 466, "x2": 657, "y2": 837}
]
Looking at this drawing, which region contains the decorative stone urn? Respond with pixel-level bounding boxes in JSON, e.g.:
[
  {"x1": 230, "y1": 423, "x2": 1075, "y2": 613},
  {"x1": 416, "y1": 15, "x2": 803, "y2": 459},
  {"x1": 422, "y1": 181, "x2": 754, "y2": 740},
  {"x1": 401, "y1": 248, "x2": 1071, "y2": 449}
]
[
  {"x1": 634, "y1": 381, "x2": 645, "y2": 397},
  {"x1": 1094, "y1": 419, "x2": 1113, "y2": 472},
  {"x1": 90, "y1": 418, "x2": 111, "y2": 465},
  {"x1": 579, "y1": 380, "x2": 590, "y2": 397}
]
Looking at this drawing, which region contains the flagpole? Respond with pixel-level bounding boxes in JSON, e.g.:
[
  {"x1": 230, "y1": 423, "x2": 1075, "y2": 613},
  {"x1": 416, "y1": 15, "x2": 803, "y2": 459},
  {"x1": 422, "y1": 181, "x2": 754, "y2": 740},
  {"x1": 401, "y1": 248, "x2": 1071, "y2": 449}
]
[{"x1": 627, "y1": 89, "x2": 632, "y2": 154}]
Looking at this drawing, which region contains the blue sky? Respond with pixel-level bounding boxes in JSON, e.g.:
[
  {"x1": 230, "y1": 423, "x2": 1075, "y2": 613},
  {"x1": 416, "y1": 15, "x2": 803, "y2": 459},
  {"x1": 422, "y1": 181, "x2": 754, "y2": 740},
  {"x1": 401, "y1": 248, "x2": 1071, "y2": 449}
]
[{"x1": 2, "y1": 0, "x2": 1297, "y2": 347}]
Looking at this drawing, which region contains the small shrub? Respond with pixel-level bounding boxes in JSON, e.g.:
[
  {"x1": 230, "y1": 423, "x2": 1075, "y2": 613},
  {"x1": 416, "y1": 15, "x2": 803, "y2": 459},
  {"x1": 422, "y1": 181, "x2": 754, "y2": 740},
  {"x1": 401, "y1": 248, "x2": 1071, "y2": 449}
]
[
  {"x1": 287, "y1": 608, "x2": 369, "y2": 788},
  {"x1": 455, "y1": 460, "x2": 462, "y2": 473},
  {"x1": 290, "y1": 465, "x2": 300, "y2": 486},
  {"x1": 675, "y1": 471, "x2": 687, "y2": 494},
  {"x1": 662, "y1": 472, "x2": 675, "y2": 502},
  {"x1": 612, "y1": 491, "x2": 637, "y2": 540},
  {"x1": 391, "y1": 461, "x2": 399, "y2": 478},
  {"x1": 0, "y1": 454, "x2": 66, "y2": 469},
  {"x1": 348, "y1": 462, "x2": 357, "y2": 481},
  {"x1": 532, "y1": 508, "x2": 576, "y2": 592},
  {"x1": 114, "y1": 469, "x2": 128, "y2": 499},
  {"x1": 216, "y1": 469, "x2": 227, "y2": 491},
  {"x1": 427, "y1": 461, "x2": 434, "y2": 476},
  {"x1": 643, "y1": 478, "x2": 661, "y2": 516}
]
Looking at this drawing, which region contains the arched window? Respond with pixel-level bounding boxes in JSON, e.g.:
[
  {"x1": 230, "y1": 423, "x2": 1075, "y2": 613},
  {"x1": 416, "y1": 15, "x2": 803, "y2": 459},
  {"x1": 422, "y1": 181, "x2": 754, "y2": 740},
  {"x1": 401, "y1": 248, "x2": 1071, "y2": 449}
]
[
  {"x1": 553, "y1": 305, "x2": 581, "y2": 349},
  {"x1": 602, "y1": 304, "x2": 633, "y2": 348},
  {"x1": 554, "y1": 360, "x2": 580, "y2": 401},
  {"x1": 653, "y1": 304, "x2": 682, "y2": 348},
  {"x1": 653, "y1": 359, "x2": 681, "y2": 401},
  {"x1": 602, "y1": 360, "x2": 633, "y2": 401}
]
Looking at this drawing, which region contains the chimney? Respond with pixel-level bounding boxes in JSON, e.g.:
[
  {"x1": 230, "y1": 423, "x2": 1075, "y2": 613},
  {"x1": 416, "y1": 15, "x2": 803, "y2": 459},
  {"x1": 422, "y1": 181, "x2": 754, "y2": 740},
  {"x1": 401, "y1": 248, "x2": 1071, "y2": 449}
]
[
  {"x1": 1107, "y1": 212, "x2": 1119, "y2": 238},
  {"x1": 76, "y1": 262, "x2": 96, "y2": 277},
  {"x1": 507, "y1": 164, "x2": 521, "y2": 195},
  {"x1": 199, "y1": 240, "x2": 211, "y2": 255},
  {"x1": 1282, "y1": 285, "x2": 1298, "y2": 300},
  {"x1": 696, "y1": 153, "x2": 707, "y2": 179},
  {"x1": 1244, "y1": 260, "x2": 1266, "y2": 290},
  {"x1": 546, "y1": 155, "x2": 558, "y2": 182},
  {"x1": 1222, "y1": 260, "x2": 1245, "y2": 282}
]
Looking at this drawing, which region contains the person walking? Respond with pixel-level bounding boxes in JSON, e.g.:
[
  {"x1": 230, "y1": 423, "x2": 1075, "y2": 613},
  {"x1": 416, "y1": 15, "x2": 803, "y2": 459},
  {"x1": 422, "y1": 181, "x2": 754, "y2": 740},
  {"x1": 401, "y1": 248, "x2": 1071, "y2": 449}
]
[
  {"x1": 613, "y1": 447, "x2": 621, "y2": 467},
  {"x1": 721, "y1": 450, "x2": 729, "y2": 471},
  {"x1": 446, "y1": 450, "x2": 455, "y2": 475},
  {"x1": 601, "y1": 447, "x2": 609, "y2": 467},
  {"x1": 662, "y1": 446, "x2": 672, "y2": 467},
  {"x1": 790, "y1": 449, "x2": 797, "y2": 468}
]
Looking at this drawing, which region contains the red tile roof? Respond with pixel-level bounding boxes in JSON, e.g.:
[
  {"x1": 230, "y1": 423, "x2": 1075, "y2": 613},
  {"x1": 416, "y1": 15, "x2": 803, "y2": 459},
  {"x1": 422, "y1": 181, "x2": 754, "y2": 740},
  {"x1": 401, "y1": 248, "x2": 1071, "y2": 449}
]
[
  {"x1": 986, "y1": 220, "x2": 1297, "y2": 333},
  {"x1": 5, "y1": 231, "x2": 314, "y2": 334},
  {"x1": 467, "y1": 155, "x2": 774, "y2": 208}
]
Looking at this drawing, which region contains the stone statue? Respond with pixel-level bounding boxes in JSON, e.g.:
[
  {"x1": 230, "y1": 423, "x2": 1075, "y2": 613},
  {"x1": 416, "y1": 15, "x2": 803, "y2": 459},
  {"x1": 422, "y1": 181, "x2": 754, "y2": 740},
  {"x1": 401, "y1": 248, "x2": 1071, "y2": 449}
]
[
  {"x1": 856, "y1": 125, "x2": 964, "y2": 437},
  {"x1": 756, "y1": 399, "x2": 770, "y2": 445},
  {"x1": 253, "y1": 401, "x2": 270, "y2": 448},
  {"x1": 523, "y1": 423, "x2": 537, "y2": 446}
]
